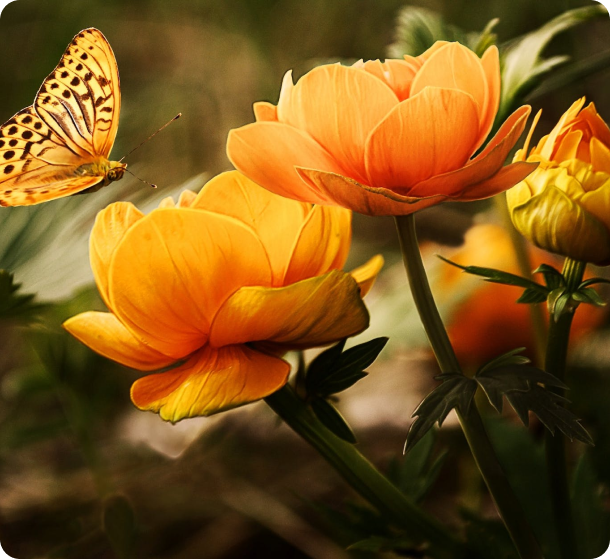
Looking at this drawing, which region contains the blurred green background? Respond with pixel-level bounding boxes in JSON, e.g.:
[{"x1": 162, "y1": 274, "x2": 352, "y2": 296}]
[{"x1": 0, "y1": 1, "x2": 609, "y2": 558}]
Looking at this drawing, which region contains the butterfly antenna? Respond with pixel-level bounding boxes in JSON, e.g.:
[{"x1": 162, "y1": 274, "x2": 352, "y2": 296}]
[
  {"x1": 126, "y1": 168, "x2": 158, "y2": 189},
  {"x1": 119, "y1": 113, "x2": 182, "y2": 162}
]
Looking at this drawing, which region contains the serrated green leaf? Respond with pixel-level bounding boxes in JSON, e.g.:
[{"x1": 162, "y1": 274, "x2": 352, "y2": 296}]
[
  {"x1": 478, "y1": 348, "x2": 530, "y2": 376},
  {"x1": 504, "y1": 386, "x2": 593, "y2": 445},
  {"x1": 572, "y1": 287, "x2": 606, "y2": 307},
  {"x1": 499, "y1": 5, "x2": 608, "y2": 121},
  {"x1": 516, "y1": 287, "x2": 548, "y2": 304},
  {"x1": 305, "y1": 339, "x2": 346, "y2": 392},
  {"x1": 405, "y1": 374, "x2": 477, "y2": 453},
  {"x1": 437, "y1": 255, "x2": 548, "y2": 292},
  {"x1": 533, "y1": 263, "x2": 565, "y2": 290},
  {"x1": 103, "y1": 494, "x2": 137, "y2": 559},
  {"x1": 311, "y1": 397, "x2": 357, "y2": 443},
  {"x1": 476, "y1": 363, "x2": 567, "y2": 413}
]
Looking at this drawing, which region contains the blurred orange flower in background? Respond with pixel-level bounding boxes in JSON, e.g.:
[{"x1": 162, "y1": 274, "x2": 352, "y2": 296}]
[
  {"x1": 508, "y1": 99, "x2": 610, "y2": 264},
  {"x1": 437, "y1": 224, "x2": 607, "y2": 371},
  {"x1": 64, "y1": 171, "x2": 382, "y2": 422},
  {"x1": 227, "y1": 41, "x2": 536, "y2": 216}
]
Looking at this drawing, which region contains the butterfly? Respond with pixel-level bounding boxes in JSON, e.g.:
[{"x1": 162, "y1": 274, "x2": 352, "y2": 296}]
[{"x1": 0, "y1": 28, "x2": 125, "y2": 206}]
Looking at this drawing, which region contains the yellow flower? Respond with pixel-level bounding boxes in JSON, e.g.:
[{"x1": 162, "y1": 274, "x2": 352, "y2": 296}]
[
  {"x1": 64, "y1": 171, "x2": 382, "y2": 422},
  {"x1": 227, "y1": 41, "x2": 535, "y2": 216},
  {"x1": 507, "y1": 98, "x2": 610, "y2": 264}
]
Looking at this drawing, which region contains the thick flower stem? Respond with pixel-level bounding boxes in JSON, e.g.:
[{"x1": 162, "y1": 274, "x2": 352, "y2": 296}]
[
  {"x1": 265, "y1": 385, "x2": 465, "y2": 559},
  {"x1": 394, "y1": 213, "x2": 543, "y2": 559},
  {"x1": 545, "y1": 258, "x2": 585, "y2": 559}
]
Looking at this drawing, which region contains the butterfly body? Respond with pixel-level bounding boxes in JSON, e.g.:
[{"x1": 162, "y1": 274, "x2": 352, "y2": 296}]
[{"x1": 0, "y1": 28, "x2": 123, "y2": 206}]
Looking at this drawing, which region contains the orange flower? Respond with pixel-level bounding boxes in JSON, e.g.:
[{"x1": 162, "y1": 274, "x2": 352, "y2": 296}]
[
  {"x1": 438, "y1": 224, "x2": 606, "y2": 370},
  {"x1": 64, "y1": 171, "x2": 382, "y2": 422},
  {"x1": 507, "y1": 99, "x2": 610, "y2": 264},
  {"x1": 227, "y1": 41, "x2": 536, "y2": 216}
]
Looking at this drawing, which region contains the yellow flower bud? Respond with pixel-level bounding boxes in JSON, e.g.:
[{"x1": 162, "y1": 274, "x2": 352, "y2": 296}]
[{"x1": 507, "y1": 98, "x2": 610, "y2": 264}]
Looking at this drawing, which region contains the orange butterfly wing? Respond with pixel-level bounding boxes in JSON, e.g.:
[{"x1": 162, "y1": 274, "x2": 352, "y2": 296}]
[{"x1": 0, "y1": 28, "x2": 121, "y2": 207}]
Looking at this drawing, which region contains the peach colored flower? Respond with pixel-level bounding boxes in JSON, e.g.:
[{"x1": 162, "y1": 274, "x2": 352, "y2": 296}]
[
  {"x1": 64, "y1": 171, "x2": 382, "y2": 422},
  {"x1": 508, "y1": 99, "x2": 610, "y2": 264},
  {"x1": 227, "y1": 41, "x2": 536, "y2": 216}
]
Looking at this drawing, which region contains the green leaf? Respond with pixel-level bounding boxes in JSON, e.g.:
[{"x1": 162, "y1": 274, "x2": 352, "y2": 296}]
[
  {"x1": 103, "y1": 494, "x2": 137, "y2": 559},
  {"x1": 528, "y1": 49, "x2": 610, "y2": 103},
  {"x1": 348, "y1": 535, "x2": 419, "y2": 553},
  {"x1": 310, "y1": 397, "x2": 357, "y2": 443},
  {"x1": 533, "y1": 263, "x2": 565, "y2": 290},
  {"x1": 553, "y1": 292, "x2": 573, "y2": 321},
  {"x1": 387, "y1": 7, "x2": 497, "y2": 58},
  {"x1": 516, "y1": 287, "x2": 548, "y2": 304},
  {"x1": 579, "y1": 277, "x2": 610, "y2": 289},
  {"x1": 504, "y1": 386, "x2": 593, "y2": 445},
  {"x1": 478, "y1": 347, "x2": 531, "y2": 375},
  {"x1": 405, "y1": 373, "x2": 477, "y2": 453},
  {"x1": 572, "y1": 287, "x2": 606, "y2": 307},
  {"x1": 437, "y1": 255, "x2": 548, "y2": 292},
  {"x1": 499, "y1": 5, "x2": 608, "y2": 121},
  {"x1": 388, "y1": 430, "x2": 448, "y2": 502},
  {"x1": 476, "y1": 362, "x2": 567, "y2": 413},
  {"x1": 546, "y1": 287, "x2": 566, "y2": 315},
  {"x1": 307, "y1": 337, "x2": 387, "y2": 396},
  {"x1": 305, "y1": 339, "x2": 346, "y2": 391},
  {"x1": 0, "y1": 269, "x2": 46, "y2": 322}
]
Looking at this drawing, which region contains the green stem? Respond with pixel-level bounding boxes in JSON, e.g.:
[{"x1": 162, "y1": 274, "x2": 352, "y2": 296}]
[
  {"x1": 545, "y1": 258, "x2": 585, "y2": 559},
  {"x1": 265, "y1": 385, "x2": 464, "y2": 559},
  {"x1": 394, "y1": 213, "x2": 544, "y2": 559}
]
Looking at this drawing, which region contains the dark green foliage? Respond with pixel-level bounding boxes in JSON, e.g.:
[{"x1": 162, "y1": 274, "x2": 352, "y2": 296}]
[
  {"x1": 0, "y1": 270, "x2": 46, "y2": 322},
  {"x1": 310, "y1": 396, "x2": 357, "y2": 444}
]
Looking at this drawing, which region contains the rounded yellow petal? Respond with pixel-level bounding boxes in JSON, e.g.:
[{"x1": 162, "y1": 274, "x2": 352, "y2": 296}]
[
  {"x1": 511, "y1": 185, "x2": 610, "y2": 263},
  {"x1": 279, "y1": 64, "x2": 399, "y2": 184},
  {"x1": 209, "y1": 270, "x2": 369, "y2": 349},
  {"x1": 109, "y1": 209, "x2": 272, "y2": 358},
  {"x1": 227, "y1": 121, "x2": 342, "y2": 204},
  {"x1": 90, "y1": 202, "x2": 144, "y2": 309},
  {"x1": 63, "y1": 311, "x2": 175, "y2": 371},
  {"x1": 283, "y1": 205, "x2": 352, "y2": 285},
  {"x1": 349, "y1": 254, "x2": 384, "y2": 297},
  {"x1": 365, "y1": 87, "x2": 480, "y2": 189},
  {"x1": 192, "y1": 171, "x2": 310, "y2": 285},
  {"x1": 131, "y1": 345, "x2": 290, "y2": 422}
]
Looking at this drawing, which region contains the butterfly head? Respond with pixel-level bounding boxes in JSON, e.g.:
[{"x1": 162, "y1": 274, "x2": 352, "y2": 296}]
[{"x1": 104, "y1": 161, "x2": 127, "y2": 185}]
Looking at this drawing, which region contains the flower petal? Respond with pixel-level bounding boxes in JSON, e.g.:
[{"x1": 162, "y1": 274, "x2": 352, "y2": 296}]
[
  {"x1": 253, "y1": 101, "x2": 278, "y2": 122},
  {"x1": 349, "y1": 254, "x2": 384, "y2": 296},
  {"x1": 227, "y1": 121, "x2": 342, "y2": 204},
  {"x1": 192, "y1": 171, "x2": 310, "y2": 285},
  {"x1": 279, "y1": 64, "x2": 399, "y2": 184},
  {"x1": 411, "y1": 43, "x2": 488, "y2": 127},
  {"x1": 63, "y1": 311, "x2": 175, "y2": 371},
  {"x1": 109, "y1": 209, "x2": 272, "y2": 358},
  {"x1": 365, "y1": 87, "x2": 480, "y2": 189},
  {"x1": 590, "y1": 137, "x2": 610, "y2": 174},
  {"x1": 295, "y1": 167, "x2": 443, "y2": 216},
  {"x1": 511, "y1": 185, "x2": 610, "y2": 263},
  {"x1": 478, "y1": 45, "x2": 501, "y2": 148},
  {"x1": 90, "y1": 202, "x2": 144, "y2": 309},
  {"x1": 131, "y1": 345, "x2": 290, "y2": 422},
  {"x1": 283, "y1": 205, "x2": 352, "y2": 285},
  {"x1": 356, "y1": 59, "x2": 417, "y2": 101},
  {"x1": 209, "y1": 270, "x2": 369, "y2": 349},
  {"x1": 406, "y1": 105, "x2": 532, "y2": 198}
]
